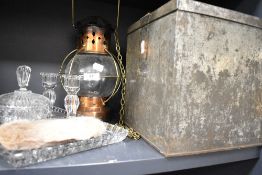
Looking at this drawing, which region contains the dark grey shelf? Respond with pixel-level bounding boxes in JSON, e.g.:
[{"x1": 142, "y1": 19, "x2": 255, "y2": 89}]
[{"x1": 0, "y1": 138, "x2": 260, "y2": 175}]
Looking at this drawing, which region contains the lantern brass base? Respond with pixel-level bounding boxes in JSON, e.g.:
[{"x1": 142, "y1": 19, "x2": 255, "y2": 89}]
[{"x1": 77, "y1": 96, "x2": 108, "y2": 121}]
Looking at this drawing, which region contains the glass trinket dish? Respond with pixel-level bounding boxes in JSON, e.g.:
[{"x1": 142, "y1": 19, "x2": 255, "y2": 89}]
[
  {"x1": 0, "y1": 107, "x2": 128, "y2": 168},
  {"x1": 0, "y1": 65, "x2": 51, "y2": 123}
]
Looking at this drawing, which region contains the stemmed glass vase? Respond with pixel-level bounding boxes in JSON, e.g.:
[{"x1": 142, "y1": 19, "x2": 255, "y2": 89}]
[
  {"x1": 40, "y1": 73, "x2": 59, "y2": 106},
  {"x1": 62, "y1": 74, "x2": 81, "y2": 118}
]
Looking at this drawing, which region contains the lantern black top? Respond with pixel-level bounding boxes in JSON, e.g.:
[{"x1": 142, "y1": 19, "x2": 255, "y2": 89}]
[{"x1": 75, "y1": 16, "x2": 114, "y2": 35}]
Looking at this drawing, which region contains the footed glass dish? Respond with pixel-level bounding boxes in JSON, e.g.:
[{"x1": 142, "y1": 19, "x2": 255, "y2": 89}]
[{"x1": 0, "y1": 107, "x2": 128, "y2": 168}]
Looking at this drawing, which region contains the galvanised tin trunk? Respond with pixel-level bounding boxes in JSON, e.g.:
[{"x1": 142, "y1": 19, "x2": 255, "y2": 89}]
[{"x1": 125, "y1": 0, "x2": 262, "y2": 157}]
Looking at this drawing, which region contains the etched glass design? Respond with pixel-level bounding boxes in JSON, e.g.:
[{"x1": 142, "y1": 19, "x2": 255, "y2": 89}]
[
  {"x1": 0, "y1": 66, "x2": 51, "y2": 123},
  {"x1": 62, "y1": 75, "x2": 81, "y2": 117},
  {"x1": 40, "y1": 73, "x2": 59, "y2": 106}
]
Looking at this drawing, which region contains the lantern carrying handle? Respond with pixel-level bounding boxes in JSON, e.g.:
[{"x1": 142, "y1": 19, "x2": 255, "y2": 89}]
[
  {"x1": 101, "y1": 48, "x2": 122, "y2": 104},
  {"x1": 58, "y1": 49, "x2": 78, "y2": 86}
]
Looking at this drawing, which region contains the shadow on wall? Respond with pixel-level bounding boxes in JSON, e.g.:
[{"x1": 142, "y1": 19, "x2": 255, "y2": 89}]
[
  {"x1": 254, "y1": 0, "x2": 262, "y2": 17},
  {"x1": 236, "y1": 0, "x2": 262, "y2": 17},
  {"x1": 0, "y1": 0, "x2": 147, "y2": 63}
]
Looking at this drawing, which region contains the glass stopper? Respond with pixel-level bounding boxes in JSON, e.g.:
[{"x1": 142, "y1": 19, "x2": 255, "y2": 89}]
[{"x1": 16, "y1": 65, "x2": 31, "y2": 91}]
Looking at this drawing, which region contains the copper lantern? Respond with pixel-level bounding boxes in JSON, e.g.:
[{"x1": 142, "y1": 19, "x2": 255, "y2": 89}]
[{"x1": 63, "y1": 17, "x2": 120, "y2": 120}]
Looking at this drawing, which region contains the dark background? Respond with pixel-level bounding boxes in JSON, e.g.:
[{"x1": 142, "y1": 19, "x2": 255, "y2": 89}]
[{"x1": 0, "y1": 0, "x2": 261, "y2": 174}]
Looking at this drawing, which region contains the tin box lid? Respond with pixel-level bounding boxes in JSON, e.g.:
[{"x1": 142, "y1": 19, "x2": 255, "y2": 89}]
[{"x1": 128, "y1": 0, "x2": 262, "y2": 34}]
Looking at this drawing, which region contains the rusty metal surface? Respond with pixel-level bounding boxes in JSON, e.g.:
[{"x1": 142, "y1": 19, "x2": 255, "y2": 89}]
[{"x1": 126, "y1": 0, "x2": 262, "y2": 157}]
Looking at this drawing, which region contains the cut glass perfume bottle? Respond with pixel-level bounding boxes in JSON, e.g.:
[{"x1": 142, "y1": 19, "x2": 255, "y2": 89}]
[{"x1": 0, "y1": 65, "x2": 51, "y2": 123}]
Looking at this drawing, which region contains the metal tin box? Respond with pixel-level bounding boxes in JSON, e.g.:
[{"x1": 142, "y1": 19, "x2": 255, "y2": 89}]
[{"x1": 125, "y1": 0, "x2": 262, "y2": 157}]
